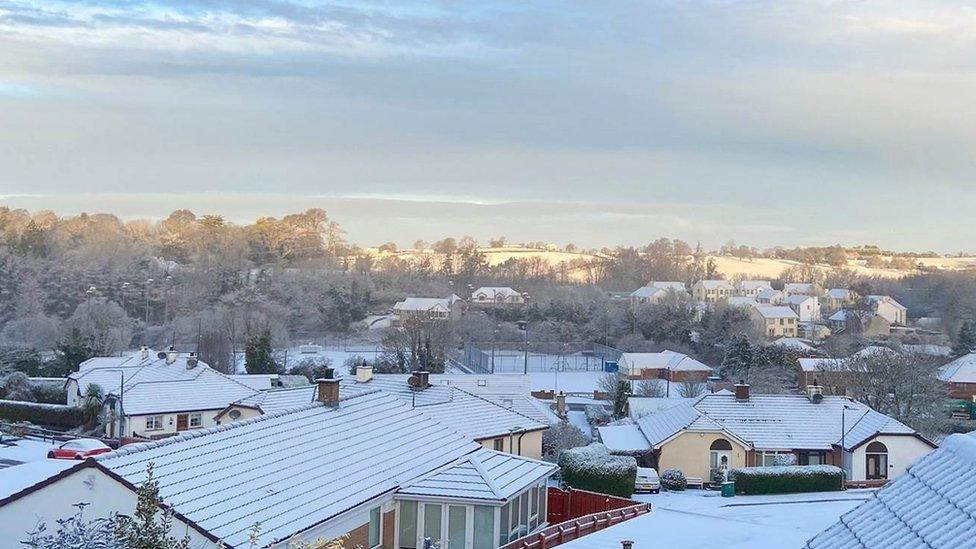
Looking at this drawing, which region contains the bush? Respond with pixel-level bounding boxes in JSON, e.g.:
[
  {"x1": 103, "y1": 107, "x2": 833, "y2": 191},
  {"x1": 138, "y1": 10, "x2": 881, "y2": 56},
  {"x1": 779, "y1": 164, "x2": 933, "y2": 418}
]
[
  {"x1": 661, "y1": 469, "x2": 687, "y2": 491},
  {"x1": 772, "y1": 453, "x2": 797, "y2": 466},
  {"x1": 730, "y1": 465, "x2": 844, "y2": 495},
  {"x1": 558, "y1": 443, "x2": 637, "y2": 498},
  {"x1": 0, "y1": 400, "x2": 86, "y2": 429},
  {"x1": 709, "y1": 467, "x2": 727, "y2": 486},
  {"x1": 584, "y1": 404, "x2": 611, "y2": 426}
]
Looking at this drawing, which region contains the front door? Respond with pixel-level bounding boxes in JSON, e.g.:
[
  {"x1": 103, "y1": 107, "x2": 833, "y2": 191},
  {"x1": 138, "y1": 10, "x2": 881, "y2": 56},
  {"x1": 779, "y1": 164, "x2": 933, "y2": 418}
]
[
  {"x1": 710, "y1": 451, "x2": 732, "y2": 473},
  {"x1": 176, "y1": 414, "x2": 188, "y2": 432},
  {"x1": 866, "y1": 453, "x2": 888, "y2": 479}
]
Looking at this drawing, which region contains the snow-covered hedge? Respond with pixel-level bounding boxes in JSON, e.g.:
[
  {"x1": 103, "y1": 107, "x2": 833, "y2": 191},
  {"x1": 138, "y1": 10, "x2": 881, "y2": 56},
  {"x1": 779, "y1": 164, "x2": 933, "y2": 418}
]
[
  {"x1": 661, "y1": 469, "x2": 687, "y2": 491},
  {"x1": 584, "y1": 404, "x2": 611, "y2": 426},
  {"x1": 772, "y1": 453, "x2": 797, "y2": 466},
  {"x1": 0, "y1": 400, "x2": 85, "y2": 429},
  {"x1": 558, "y1": 443, "x2": 637, "y2": 498},
  {"x1": 730, "y1": 465, "x2": 844, "y2": 495}
]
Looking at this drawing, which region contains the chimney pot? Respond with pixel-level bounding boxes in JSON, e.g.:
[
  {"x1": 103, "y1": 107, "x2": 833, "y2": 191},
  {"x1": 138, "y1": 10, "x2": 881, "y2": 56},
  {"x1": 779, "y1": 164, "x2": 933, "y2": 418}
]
[
  {"x1": 315, "y1": 378, "x2": 340, "y2": 406},
  {"x1": 735, "y1": 381, "x2": 750, "y2": 401},
  {"x1": 321, "y1": 367, "x2": 335, "y2": 380},
  {"x1": 356, "y1": 363, "x2": 374, "y2": 383},
  {"x1": 140, "y1": 345, "x2": 149, "y2": 360},
  {"x1": 621, "y1": 541, "x2": 635, "y2": 549},
  {"x1": 166, "y1": 346, "x2": 178, "y2": 365},
  {"x1": 410, "y1": 370, "x2": 430, "y2": 389}
]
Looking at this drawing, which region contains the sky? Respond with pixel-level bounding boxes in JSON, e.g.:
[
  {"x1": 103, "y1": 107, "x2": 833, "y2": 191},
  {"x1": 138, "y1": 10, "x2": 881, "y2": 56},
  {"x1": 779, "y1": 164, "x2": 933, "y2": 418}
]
[{"x1": 1, "y1": 1, "x2": 975, "y2": 251}]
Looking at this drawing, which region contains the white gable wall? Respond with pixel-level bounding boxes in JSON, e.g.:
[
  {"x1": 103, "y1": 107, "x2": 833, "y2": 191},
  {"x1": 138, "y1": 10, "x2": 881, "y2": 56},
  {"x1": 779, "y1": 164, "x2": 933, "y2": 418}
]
[{"x1": 850, "y1": 434, "x2": 933, "y2": 481}]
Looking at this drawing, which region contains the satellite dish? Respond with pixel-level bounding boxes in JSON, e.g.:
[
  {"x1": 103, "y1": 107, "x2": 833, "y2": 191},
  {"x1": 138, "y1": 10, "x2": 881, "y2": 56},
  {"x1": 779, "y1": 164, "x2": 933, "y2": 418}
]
[{"x1": 157, "y1": 352, "x2": 167, "y2": 359}]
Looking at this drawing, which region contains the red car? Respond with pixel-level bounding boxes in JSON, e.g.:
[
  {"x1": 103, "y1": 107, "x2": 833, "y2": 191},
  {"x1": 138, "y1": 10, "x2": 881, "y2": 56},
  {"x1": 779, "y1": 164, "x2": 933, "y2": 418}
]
[{"x1": 48, "y1": 438, "x2": 112, "y2": 460}]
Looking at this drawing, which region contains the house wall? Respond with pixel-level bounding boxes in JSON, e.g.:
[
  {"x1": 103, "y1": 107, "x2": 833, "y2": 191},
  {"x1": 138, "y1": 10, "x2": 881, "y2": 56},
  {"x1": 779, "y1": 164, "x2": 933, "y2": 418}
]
[
  {"x1": 850, "y1": 435, "x2": 934, "y2": 481},
  {"x1": 479, "y1": 430, "x2": 544, "y2": 459},
  {"x1": 215, "y1": 405, "x2": 263, "y2": 424},
  {"x1": 948, "y1": 382, "x2": 976, "y2": 399},
  {"x1": 657, "y1": 431, "x2": 748, "y2": 481},
  {"x1": 874, "y1": 301, "x2": 906, "y2": 325},
  {"x1": 124, "y1": 409, "x2": 224, "y2": 439},
  {"x1": 0, "y1": 467, "x2": 212, "y2": 548},
  {"x1": 753, "y1": 315, "x2": 797, "y2": 338},
  {"x1": 65, "y1": 379, "x2": 80, "y2": 406}
]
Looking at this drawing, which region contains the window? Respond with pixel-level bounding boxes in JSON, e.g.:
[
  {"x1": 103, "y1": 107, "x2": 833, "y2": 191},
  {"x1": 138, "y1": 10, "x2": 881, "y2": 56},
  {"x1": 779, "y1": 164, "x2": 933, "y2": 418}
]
[
  {"x1": 473, "y1": 506, "x2": 494, "y2": 549},
  {"x1": 423, "y1": 504, "x2": 442, "y2": 545},
  {"x1": 538, "y1": 484, "x2": 547, "y2": 525},
  {"x1": 368, "y1": 506, "x2": 382, "y2": 548},
  {"x1": 494, "y1": 438, "x2": 504, "y2": 451},
  {"x1": 758, "y1": 451, "x2": 791, "y2": 467},
  {"x1": 519, "y1": 491, "x2": 529, "y2": 536},
  {"x1": 499, "y1": 501, "x2": 510, "y2": 547},
  {"x1": 228, "y1": 409, "x2": 241, "y2": 420},
  {"x1": 799, "y1": 452, "x2": 824, "y2": 466},
  {"x1": 145, "y1": 416, "x2": 163, "y2": 431},
  {"x1": 447, "y1": 506, "x2": 465, "y2": 549},
  {"x1": 398, "y1": 501, "x2": 417, "y2": 549},
  {"x1": 529, "y1": 486, "x2": 538, "y2": 530},
  {"x1": 189, "y1": 413, "x2": 202, "y2": 428}
]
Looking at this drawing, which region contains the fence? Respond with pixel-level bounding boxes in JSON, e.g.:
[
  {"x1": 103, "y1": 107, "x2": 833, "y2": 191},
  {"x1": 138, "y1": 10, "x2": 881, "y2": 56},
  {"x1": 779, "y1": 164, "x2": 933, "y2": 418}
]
[
  {"x1": 460, "y1": 343, "x2": 608, "y2": 374},
  {"x1": 500, "y1": 488, "x2": 650, "y2": 549}
]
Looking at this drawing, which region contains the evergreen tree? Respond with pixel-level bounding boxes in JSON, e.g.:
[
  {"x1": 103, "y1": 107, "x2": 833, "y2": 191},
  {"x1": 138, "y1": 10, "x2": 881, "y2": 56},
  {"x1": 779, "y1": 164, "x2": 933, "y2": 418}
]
[
  {"x1": 115, "y1": 464, "x2": 190, "y2": 549},
  {"x1": 244, "y1": 328, "x2": 280, "y2": 374},
  {"x1": 721, "y1": 334, "x2": 753, "y2": 380},
  {"x1": 56, "y1": 328, "x2": 92, "y2": 374},
  {"x1": 611, "y1": 379, "x2": 630, "y2": 419},
  {"x1": 953, "y1": 321, "x2": 976, "y2": 357}
]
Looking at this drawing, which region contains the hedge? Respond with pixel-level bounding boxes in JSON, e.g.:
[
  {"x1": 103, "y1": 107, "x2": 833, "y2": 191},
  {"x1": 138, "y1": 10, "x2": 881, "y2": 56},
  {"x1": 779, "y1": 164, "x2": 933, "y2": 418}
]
[
  {"x1": 0, "y1": 399, "x2": 86, "y2": 429},
  {"x1": 558, "y1": 443, "x2": 637, "y2": 498},
  {"x1": 730, "y1": 465, "x2": 844, "y2": 495}
]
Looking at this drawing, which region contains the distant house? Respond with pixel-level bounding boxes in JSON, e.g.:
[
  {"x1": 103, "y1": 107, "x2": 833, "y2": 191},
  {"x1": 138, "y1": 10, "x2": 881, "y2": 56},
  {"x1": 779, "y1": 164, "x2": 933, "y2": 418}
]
[
  {"x1": 783, "y1": 282, "x2": 824, "y2": 297},
  {"x1": 735, "y1": 280, "x2": 772, "y2": 297},
  {"x1": 618, "y1": 351, "x2": 713, "y2": 383},
  {"x1": 0, "y1": 381, "x2": 557, "y2": 548},
  {"x1": 939, "y1": 353, "x2": 976, "y2": 400},
  {"x1": 806, "y1": 431, "x2": 975, "y2": 549},
  {"x1": 828, "y1": 309, "x2": 892, "y2": 337},
  {"x1": 866, "y1": 295, "x2": 907, "y2": 325},
  {"x1": 823, "y1": 288, "x2": 856, "y2": 311},
  {"x1": 66, "y1": 347, "x2": 259, "y2": 439},
  {"x1": 647, "y1": 281, "x2": 688, "y2": 292},
  {"x1": 597, "y1": 383, "x2": 935, "y2": 483},
  {"x1": 750, "y1": 305, "x2": 799, "y2": 338},
  {"x1": 723, "y1": 296, "x2": 758, "y2": 309},
  {"x1": 692, "y1": 280, "x2": 734, "y2": 303},
  {"x1": 471, "y1": 286, "x2": 525, "y2": 305},
  {"x1": 629, "y1": 285, "x2": 667, "y2": 307},
  {"x1": 786, "y1": 294, "x2": 822, "y2": 322},
  {"x1": 771, "y1": 337, "x2": 816, "y2": 352},
  {"x1": 393, "y1": 294, "x2": 461, "y2": 322},
  {"x1": 797, "y1": 346, "x2": 939, "y2": 393},
  {"x1": 755, "y1": 288, "x2": 786, "y2": 305}
]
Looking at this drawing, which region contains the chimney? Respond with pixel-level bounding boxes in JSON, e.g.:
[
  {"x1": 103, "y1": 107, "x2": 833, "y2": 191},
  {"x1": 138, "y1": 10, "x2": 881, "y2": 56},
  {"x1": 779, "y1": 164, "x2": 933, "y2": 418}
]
[
  {"x1": 140, "y1": 345, "x2": 149, "y2": 360},
  {"x1": 409, "y1": 370, "x2": 430, "y2": 390},
  {"x1": 806, "y1": 380, "x2": 824, "y2": 403},
  {"x1": 734, "y1": 380, "x2": 750, "y2": 401},
  {"x1": 621, "y1": 541, "x2": 635, "y2": 549},
  {"x1": 166, "y1": 345, "x2": 177, "y2": 365},
  {"x1": 316, "y1": 369, "x2": 340, "y2": 406},
  {"x1": 356, "y1": 361, "x2": 374, "y2": 383},
  {"x1": 555, "y1": 391, "x2": 567, "y2": 418}
]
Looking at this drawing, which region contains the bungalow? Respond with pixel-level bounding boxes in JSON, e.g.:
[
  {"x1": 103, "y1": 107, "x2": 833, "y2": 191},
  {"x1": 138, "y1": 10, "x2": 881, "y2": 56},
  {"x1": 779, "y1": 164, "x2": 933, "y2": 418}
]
[
  {"x1": 692, "y1": 280, "x2": 734, "y2": 304},
  {"x1": 471, "y1": 287, "x2": 525, "y2": 305},
  {"x1": 629, "y1": 286, "x2": 667, "y2": 308},
  {"x1": 393, "y1": 295, "x2": 462, "y2": 323},
  {"x1": 750, "y1": 305, "x2": 799, "y2": 338},
  {"x1": 618, "y1": 351, "x2": 713, "y2": 383},
  {"x1": 755, "y1": 288, "x2": 785, "y2": 305},
  {"x1": 597, "y1": 383, "x2": 935, "y2": 483},
  {"x1": 66, "y1": 347, "x2": 259, "y2": 439},
  {"x1": 0, "y1": 380, "x2": 557, "y2": 548},
  {"x1": 216, "y1": 369, "x2": 551, "y2": 459},
  {"x1": 866, "y1": 295, "x2": 907, "y2": 325},
  {"x1": 735, "y1": 280, "x2": 773, "y2": 297},
  {"x1": 939, "y1": 352, "x2": 976, "y2": 400},
  {"x1": 806, "y1": 430, "x2": 974, "y2": 549},
  {"x1": 786, "y1": 294, "x2": 822, "y2": 323},
  {"x1": 783, "y1": 282, "x2": 824, "y2": 297}
]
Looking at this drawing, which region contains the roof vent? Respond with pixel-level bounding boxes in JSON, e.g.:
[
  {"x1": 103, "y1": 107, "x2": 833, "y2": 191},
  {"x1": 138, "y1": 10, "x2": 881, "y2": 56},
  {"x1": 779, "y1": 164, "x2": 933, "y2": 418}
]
[
  {"x1": 734, "y1": 380, "x2": 750, "y2": 401},
  {"x1": 166, "y1": 346, "x2": 177, "y2": 365},
  {"x1": 156, "y1": 351, "x2": 167, "y2": 360}
]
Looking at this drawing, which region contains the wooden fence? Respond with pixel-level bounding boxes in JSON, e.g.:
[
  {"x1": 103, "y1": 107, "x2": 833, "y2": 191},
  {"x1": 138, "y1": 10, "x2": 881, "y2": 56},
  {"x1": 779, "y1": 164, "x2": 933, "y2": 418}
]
[{"x1": 498, "y1": 488, "x2": 650, "y2": 549}]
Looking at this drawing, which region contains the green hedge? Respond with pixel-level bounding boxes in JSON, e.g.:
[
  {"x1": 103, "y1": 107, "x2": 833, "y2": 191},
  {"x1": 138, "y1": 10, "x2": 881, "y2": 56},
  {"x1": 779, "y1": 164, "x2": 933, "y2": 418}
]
[
  {"x1": 558, "y1": 443, "x2": 637, "y2": 498},
  {"x1": 0, "y1": 400, "x2": 86, "y2": 429},
  {"x1": 730, "y1": 465, "x2": 844, "y2": 495}
]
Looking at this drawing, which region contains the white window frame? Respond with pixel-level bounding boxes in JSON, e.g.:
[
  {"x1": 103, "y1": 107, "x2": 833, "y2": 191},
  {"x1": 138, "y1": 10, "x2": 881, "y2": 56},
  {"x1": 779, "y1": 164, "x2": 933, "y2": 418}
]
[
  {"x1": 368, "y1": 505, "x2": 382, "y2": 549},
  {"x1": 145, "y1": 415, "x2": 163, "y2": 431},
  {"x1": 188, "y1": 413, "x2": 203, "y2": 428}
]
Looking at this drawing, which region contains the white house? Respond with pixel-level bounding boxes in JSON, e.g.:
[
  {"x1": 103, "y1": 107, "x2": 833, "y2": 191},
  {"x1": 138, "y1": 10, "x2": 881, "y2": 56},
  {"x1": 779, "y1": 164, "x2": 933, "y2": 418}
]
[
  {"x1": 786, "y1": 294, "x2": 822, "y2": 322},
  {"x1": 471, "y1": 287, "x2": 525, "y2": 304},
  {"x1": 751, "y1": 305, "x2": 800, "y2": 338},
  {"x1": 783, "y1": 283, "x2": 824, "y2": 297},
  {"x1": 392, "y1": 295, "x2": 462, "y2": 322},
  {"x1": 735, "y1": 280, "x2": 773, "y2": 297},
  {"x1": 692, "y1": 280, "x2": 734, "y2": 303},
  {"x1": 0, "y1": 381, "x2": 557, "y2": 549},
  {"x1": 646, "y1": 281, "x2": 687, "y2": 292},
  {"x1": 756, "y1": 289, "x2": 785, "y2": 305},
  {"x1": 629, "y1": 285, "x2": 667, "y2": 307},
  {"x1": 823, "y1": 288, "x2": 855, "y2": 311},
  {"x1": 866, "y1": 295, "x2": 907, "y2": 325}
]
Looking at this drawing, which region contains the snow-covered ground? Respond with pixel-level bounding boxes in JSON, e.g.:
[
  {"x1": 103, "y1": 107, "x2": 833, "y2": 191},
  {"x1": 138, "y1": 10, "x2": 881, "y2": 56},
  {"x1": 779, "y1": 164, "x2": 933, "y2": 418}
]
[
  {"x1": 560, "y1": 489, "x2": 872, "y2": 549},
  {"x1": 0, "y1": 437, "x2": 57, "y2": 468},
  {"x1": 526, "y1": 371, "x2": 607, "y2": 393}
]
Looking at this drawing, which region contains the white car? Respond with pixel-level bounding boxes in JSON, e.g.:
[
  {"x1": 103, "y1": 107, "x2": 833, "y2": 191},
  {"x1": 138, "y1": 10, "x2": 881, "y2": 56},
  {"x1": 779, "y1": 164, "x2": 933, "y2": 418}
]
[{"x1": 635, "y1": 467, "x2": 660, "y2": 494}]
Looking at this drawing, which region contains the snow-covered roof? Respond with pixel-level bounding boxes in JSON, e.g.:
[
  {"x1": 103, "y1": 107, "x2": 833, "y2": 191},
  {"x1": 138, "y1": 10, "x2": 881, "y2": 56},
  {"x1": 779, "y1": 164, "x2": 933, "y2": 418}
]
[
  {"x1": 826, "y1": 288, "x2": 851, "y2": 299},
  {"x1": 772, "y1": 338, "x2": 815, "y2": 351},
  {"x1": 756, "y1": 289, "x2": 784, "y2": 300},
  {"x1": 96, "y1": 390, "x2": 484, "y2": 547},
  {"x1": 725, "y1": 296, "x2": 758, "y2": 308},
  {"x1": 939, "y1": 353, "x2": 976, "y2": 383},
  {"x1": 394, "y1": 297, "x2": 455, "y2": 312},
  {"x1": 397, "y1": 449, "x2": 554, "y2": 502},
  {"x1": 227, "y1": 374, "x2": 310, "y2": 391},
  {"x1": 648, "y1": 281, "x2": 687, "y2": 291},
  {"x1": 627, "y1": 397, "x2": 696, "y2": 418},
  {"x1": 119, "y1": 368, "x2": 260, "y2": 416},
  {"x1": 784, "y1": 283, "x2": 816, "y2": 293},
  {"x1": 696, "y1": 280, "x2": 733, "y2": 290},
  {"x1": 754, "y1": 305, "x2": 799, "y2": 319},
  {"x1": 737, "y1": 280, "x2": 772, "y2": 291},
  {"x1": 0, "y1": 459, "x2": 77, "y2": 503},
  {"x1": 619, "y1": 351, "x2": 713, "y2": 373},
  {"x1": 630, "y1": 286, "x2": 665, "y2": 299},
  {"x1": 867, "y1": 295, "x2": 907, "y2": 310},
  {"x1": 471, "y1": 287, "x2": 521, "y2": 298},
  {"x1": 69, "y1": 352, "x2": 208, "y2": 397},
  {"x1": 806, "y1": 431, "x2": 976, "y2": 549},
  {"x1": 786, "y1": 294, "x2": 815, "y2": 305},
  {"x1": 598, "y1": 425, "x2": 654, "y2": 453},
  {"x1": 604, "y1": 393, "x2": 926, "y2": 453}
]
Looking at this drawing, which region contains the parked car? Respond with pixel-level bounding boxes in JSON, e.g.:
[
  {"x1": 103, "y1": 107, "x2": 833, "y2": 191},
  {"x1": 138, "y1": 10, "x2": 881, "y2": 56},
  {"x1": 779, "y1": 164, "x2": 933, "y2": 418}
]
[
  {"x1": 635, "y1": 467, "x2": 660, "y2": 494},
  {"x1": 48, "y1": 439, "x2": 112, "y2": 460}
]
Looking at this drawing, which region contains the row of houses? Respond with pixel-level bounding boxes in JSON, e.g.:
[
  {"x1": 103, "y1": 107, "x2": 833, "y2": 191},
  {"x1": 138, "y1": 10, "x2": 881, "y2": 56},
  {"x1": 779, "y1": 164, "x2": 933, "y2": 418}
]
[{"x1": 392, "y1": 286, "x2": 527, "y2": 323}]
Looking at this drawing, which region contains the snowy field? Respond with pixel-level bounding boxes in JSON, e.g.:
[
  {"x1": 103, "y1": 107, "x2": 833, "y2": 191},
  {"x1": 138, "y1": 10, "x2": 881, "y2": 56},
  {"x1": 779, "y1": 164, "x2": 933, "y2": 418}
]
[{"x1": 560, "y1": 489, "x2": 872, "y2": 549}]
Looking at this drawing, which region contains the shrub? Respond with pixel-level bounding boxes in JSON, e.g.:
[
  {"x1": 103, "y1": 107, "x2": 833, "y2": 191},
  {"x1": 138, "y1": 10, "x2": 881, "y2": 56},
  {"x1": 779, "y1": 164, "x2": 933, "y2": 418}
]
[
  {"x1": 730, "y1": 465, "x2": 844, "y2": 495},
  {"x1": 0, "y1": 400, "x2": 86, "y2": 429},
  {"x1": 584, "y1": 404, "x2": 611, "y2": 426},
  {"x1": 557, "y1": 443, "x2": 637, "y2": 498},
  {"x1": 542, "y1": 421, "x2": 589, "y2": 460},
  {"x1": 660, "y1": 469, "x2": 687, "y2": 491},
  {"x1": 772, "y1": 453, "x2": 797, "y2": 467},
  {"x1": 709, "y1": 467, "x2": 727, "y2": 486}
]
